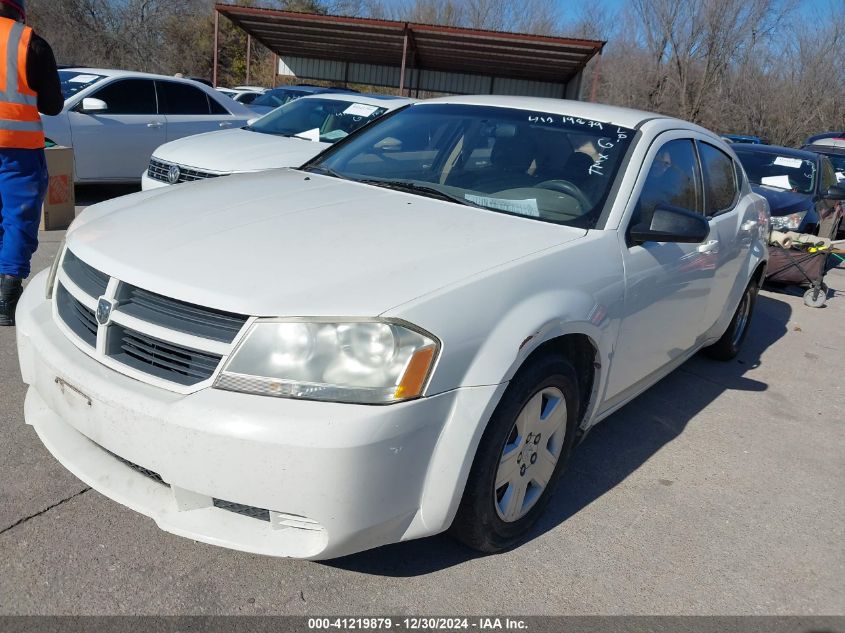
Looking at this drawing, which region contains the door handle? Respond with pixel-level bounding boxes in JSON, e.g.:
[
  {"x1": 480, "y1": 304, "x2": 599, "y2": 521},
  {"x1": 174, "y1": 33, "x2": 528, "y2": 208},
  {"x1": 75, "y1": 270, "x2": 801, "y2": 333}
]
[
  {"x1": 698, "y1": 239, "x2": 720, "y2": 254},
  {"x1": 219, "y1": 121, "x2": 232, "y2": 128},
  {"x1": 147, "y1": 121, "x2": 163, "y2": 128}
]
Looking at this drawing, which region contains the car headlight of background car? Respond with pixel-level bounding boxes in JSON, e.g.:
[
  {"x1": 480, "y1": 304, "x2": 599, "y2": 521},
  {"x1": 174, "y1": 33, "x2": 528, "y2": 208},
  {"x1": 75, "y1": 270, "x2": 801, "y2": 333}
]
[
  {"x1": 770, "y1": 210, "x2": 808, "y2": 230},
  {"x1": 214, "y1": 319, "x2": 440, "y2": 404}
]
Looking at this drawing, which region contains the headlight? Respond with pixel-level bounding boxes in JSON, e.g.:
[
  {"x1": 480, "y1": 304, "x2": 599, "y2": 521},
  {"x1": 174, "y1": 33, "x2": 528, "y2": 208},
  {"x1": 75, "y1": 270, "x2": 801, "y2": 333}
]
[
  {"x1": 45, "y1": 240, "x2": 65, "y2": 300},
  {"x1": 770, "y1": 211, "x2": 807, "y2": 231},
  {"x1": 214, "y1": 319, "x2": 440, "y2": 404}
]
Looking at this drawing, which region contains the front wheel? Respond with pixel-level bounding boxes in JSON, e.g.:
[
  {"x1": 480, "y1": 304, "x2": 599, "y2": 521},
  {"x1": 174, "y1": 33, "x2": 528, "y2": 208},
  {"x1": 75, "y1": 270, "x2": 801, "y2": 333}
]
[
  {"x1": 449, "y1": 353, "x2": 580, "y2": 553},
  {"x1": 702, "y1": 280, "x2": 758, "y2": 361}
]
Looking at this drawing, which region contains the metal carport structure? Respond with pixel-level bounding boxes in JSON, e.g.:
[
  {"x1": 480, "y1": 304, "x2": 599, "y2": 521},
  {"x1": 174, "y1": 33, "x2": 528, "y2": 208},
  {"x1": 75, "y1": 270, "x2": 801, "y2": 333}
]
[{"x1": 213, "y1": 4, "x2": 605, "y2": 99}]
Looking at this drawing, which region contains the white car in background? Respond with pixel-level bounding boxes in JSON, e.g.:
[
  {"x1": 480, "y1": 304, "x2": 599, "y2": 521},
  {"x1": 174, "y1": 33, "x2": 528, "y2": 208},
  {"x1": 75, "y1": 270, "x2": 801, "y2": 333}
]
[
  {"x1": 17, "y1": 97, "x2": 768, "y2": 559},
  {"x1": 142, "y1": 93, "x2": 411, "y2": 190},
  {"x1": 47, "y1": 69, "x2": 253, "y2": 183},
  {"x1": 216, "y1": 87, "x2": 266, "y2": 105}
]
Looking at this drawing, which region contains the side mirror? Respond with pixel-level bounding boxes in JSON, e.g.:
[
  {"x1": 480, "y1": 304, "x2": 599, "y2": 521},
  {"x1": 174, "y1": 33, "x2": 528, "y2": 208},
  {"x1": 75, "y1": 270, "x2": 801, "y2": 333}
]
[
  {"x1": 630, "y1": 205, "x2": 710, "y2": 244},
  {"x1": 824, "y1": 184, "x2": 845, "y2": 201},
  {"x1": 80, "y1": 97, "x2": 107, "y2": 113}
]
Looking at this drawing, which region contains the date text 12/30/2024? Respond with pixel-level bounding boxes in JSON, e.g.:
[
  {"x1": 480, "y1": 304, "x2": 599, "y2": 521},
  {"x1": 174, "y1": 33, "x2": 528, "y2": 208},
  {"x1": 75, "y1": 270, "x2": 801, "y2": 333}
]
[{"x1": 308, "y1": 618, "x2": 529, "y2": 631}]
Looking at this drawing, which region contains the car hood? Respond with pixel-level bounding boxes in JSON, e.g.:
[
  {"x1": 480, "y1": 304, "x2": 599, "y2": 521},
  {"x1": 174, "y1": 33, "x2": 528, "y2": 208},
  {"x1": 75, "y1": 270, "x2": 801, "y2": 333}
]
[
  {"x1": 67, "y1": 170, "x2": 585, "y2": 317},
  {"x1": 152, "y1": 128, "x2": 326, "y2": 173},
  {"x1": 750, "y1": 184, "x2": 812, "y2": 216}
]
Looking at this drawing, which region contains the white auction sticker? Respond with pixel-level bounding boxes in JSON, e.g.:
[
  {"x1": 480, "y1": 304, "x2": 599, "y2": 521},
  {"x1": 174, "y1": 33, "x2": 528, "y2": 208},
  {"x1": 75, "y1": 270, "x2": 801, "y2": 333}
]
[
  {"x1": 68, "y1": 74, "x2": 100, "y2": 83},
  {"x1": 465, "y1": 194, "x2": 540, "y2": 217},
  {"x1": 773, "y1": 156, "x2": 803, "y2": 169},
  {"x1": 343, "y1": 103, "x2": 379, "y2": 117}
]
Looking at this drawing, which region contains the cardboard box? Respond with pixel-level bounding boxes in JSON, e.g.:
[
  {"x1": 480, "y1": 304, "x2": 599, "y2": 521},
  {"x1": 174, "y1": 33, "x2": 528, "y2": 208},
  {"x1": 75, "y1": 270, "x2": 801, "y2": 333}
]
[{"x1": 40, "y1": 145, "x2": 75, "y2": 231}]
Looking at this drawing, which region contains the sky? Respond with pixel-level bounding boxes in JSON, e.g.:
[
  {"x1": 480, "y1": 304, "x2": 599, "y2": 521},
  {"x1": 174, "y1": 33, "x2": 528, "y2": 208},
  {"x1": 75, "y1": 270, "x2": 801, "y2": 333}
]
[{"x1": 551, "y1": 0, "x2": 839, "y2": 18}]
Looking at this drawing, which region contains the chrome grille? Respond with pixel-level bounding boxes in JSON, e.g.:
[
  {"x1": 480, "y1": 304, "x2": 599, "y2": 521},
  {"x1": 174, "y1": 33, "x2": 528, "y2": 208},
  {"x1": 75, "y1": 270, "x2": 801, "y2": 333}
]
[
  {"x1": 109, "y1": 325, "x2": 221, "y2": 386},
  {"x1": 147, "y1": 157, "x2": 225, "y2": 184},
  {"x1": 54, "y1": 249, "x2": 248, "y2": 391}
]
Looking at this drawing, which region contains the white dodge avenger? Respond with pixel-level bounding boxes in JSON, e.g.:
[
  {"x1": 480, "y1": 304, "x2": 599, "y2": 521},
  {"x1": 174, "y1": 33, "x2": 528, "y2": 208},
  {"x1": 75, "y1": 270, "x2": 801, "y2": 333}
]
[{"x1": 17, "y1": 97, "x2": 769, "y2": 559}]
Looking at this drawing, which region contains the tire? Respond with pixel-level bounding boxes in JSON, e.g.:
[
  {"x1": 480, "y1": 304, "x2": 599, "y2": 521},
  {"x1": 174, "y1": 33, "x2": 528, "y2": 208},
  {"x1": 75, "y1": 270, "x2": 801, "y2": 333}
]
[
  {"x1": 703, "y1": 279, "x2": 758, "y2": 361},
  {"x1": 449, "y1": 352, "x2": 580, "y2": 553}
]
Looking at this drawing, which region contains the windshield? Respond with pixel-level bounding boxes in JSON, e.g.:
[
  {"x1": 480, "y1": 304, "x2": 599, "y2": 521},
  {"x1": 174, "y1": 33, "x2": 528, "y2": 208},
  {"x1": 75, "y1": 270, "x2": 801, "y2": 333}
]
[
  {"x1": 735, "y1": 150, "x2": 816, "y2": 194},
  {"x1": 58, "y1": 71, "x2": 105, "y2": 100},
  {"x1": 251, "y1": 88, "x2": 309, "y2": 109},
  {"x1": 304, "y1": 104, "x2": 635, "y2": 228},
  {"x1": 249, "y1": 98, "x2": 389, "y2": 143}
]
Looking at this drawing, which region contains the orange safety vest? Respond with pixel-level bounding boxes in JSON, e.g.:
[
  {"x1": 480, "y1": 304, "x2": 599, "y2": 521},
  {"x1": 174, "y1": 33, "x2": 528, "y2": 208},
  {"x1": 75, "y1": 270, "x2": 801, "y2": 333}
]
[{"x1": 0, "y1": 17, "x2": 44, "y2": 150}]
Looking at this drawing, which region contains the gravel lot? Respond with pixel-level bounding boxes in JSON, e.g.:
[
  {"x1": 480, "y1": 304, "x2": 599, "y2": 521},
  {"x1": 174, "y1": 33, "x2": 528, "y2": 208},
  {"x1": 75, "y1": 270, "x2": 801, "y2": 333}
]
[{"x1": 1, "y1": 186, "x2": 843, "y2": 615}]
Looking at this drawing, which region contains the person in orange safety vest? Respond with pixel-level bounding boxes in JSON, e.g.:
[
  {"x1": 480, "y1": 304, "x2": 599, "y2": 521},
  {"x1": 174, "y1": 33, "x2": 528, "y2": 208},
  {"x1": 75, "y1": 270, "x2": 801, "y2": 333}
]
[{"x1": 0, "y1": 0, "x2": 62, "y2": 326}]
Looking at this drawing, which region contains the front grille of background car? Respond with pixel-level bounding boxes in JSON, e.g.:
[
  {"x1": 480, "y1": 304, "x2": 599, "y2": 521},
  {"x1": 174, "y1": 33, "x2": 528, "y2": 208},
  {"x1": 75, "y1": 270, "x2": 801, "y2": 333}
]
[
  {"x1": 54, "y1": 248, "x2": 249, "y2": 389},
  {"x1": 147, "y1": 157, "x2": 226, "y2": 184}
]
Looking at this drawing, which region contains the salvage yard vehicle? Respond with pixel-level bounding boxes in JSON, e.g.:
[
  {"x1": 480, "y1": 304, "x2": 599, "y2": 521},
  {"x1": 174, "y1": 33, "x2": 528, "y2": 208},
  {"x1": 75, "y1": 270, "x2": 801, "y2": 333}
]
[
  {"x1": 733, "y1": 144, "x2": 845, "y2": 239},
  {"x1": 48, "y1": 69, "x2": 253, "y2": 183},
  {"x1": 802, "y1": 137, "x2": 845, "y2": 184},
  {"x1": 142, "y1": 93, "x2": 411, "y2": 190},
  {"x1": 16, "y1": 96, "x2": 769, "y2": 560},
  {"x1": 246, "y1": 85, "x2": 354, "y2": 115}
]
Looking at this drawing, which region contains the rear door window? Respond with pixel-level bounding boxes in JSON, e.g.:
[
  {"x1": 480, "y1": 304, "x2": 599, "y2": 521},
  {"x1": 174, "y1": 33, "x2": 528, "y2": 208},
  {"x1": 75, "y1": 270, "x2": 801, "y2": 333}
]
[
  {"x1": 88, "y1": 79, "x2": 157, "y2": 115},
  {"x1": 698, "y1": 142, "x2": 738, "y2": 216},
  {"x1": 157, "y1": 81, "x2": 212, "y2": 115}
]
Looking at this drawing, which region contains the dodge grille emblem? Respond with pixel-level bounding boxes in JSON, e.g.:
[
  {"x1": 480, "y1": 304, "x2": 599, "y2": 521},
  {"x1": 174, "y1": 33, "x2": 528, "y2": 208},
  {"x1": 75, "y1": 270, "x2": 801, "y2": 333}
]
[
  {"x1": 167, "y1": 164, "x2": 181, "y2": 184},
  {"x1": 96, "y1": 297, "x2": 113, "y2": 326}
]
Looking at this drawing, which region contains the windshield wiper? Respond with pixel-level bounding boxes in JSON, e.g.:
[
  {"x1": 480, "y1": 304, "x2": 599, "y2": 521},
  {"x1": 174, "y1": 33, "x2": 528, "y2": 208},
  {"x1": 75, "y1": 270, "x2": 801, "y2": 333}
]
[
  {"x1": 303, "y1": 165, "x2": 347, "y2": 180},
  {"x1": 358, "y1": 179, "x2": 485, "y2": 208}
]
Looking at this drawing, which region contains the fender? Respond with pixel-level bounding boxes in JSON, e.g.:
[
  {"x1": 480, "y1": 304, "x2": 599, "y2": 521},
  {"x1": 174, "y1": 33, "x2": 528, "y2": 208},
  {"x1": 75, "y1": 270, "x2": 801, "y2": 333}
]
[{"x1": 390, "y1": 233, "x2": 626, "y2": 535}]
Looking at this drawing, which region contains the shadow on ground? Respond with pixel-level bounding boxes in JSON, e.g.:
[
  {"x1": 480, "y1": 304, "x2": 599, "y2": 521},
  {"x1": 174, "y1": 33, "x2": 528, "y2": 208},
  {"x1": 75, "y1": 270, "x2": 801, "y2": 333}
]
[{"x1": 324, "y1": 294, "x2": 792, "y2": 577}]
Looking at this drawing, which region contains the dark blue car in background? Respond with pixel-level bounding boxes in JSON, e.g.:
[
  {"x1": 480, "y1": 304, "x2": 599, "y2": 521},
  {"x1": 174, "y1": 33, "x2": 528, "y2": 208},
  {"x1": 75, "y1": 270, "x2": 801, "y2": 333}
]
[{"x1": 733, "y1": 144, "x2": 845, "y2": 238}]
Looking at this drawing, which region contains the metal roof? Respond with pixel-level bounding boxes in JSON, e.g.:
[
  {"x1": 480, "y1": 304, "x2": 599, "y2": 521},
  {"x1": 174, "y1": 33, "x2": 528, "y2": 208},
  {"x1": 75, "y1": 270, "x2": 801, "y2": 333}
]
[{"x1": 214, "y1": 4, "x2": 604, "y2": 94}]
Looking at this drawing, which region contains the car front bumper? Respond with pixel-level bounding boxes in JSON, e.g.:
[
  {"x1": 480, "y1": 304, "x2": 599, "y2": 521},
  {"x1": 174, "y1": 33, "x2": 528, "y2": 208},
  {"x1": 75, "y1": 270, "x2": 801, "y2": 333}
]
[
  {"x1": 16, "y1": 271, "x2": 502, "y2": 559},
  {"x1": 140, "y1": 172, "x2": 170, "y2": 191}
]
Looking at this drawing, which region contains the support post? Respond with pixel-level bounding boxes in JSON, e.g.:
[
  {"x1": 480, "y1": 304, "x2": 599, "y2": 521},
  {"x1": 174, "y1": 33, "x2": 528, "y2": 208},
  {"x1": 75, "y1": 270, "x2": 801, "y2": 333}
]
[
  {"x1": 246, "y1": 34, "x2": 252, "y2": 85},
  {"x1": 272, "y1": 53, "x2": 278, "y2": 87},
  {"x1": 398, "y1": 26, "x2": 409, "y2": 97},
  {"x1": 212, "y1": 10, "x2": 219, "y2": 88},
  {"x1": 589, "y1": 51, "x2": 602, "y2": 102}
]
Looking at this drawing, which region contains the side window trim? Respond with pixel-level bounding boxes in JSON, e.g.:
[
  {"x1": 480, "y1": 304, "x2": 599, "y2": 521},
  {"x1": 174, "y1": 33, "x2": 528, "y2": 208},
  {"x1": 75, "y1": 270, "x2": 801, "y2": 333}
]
[{"x1": 696, "y1": 139, "x2": 740, "y2": 218}]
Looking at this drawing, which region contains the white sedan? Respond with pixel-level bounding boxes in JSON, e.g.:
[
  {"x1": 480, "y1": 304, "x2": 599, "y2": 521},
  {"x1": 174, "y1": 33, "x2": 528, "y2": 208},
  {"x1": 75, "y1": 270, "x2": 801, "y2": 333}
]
[
  {"x1": 17, "y1": 96, "x2": 769, "y2": 559},
  {"x1": 141, "y1": 93, "x2": 412, "y2": 189},
  {"x1": 47, "y1": 69, "x2": 253, "y2": 183}
]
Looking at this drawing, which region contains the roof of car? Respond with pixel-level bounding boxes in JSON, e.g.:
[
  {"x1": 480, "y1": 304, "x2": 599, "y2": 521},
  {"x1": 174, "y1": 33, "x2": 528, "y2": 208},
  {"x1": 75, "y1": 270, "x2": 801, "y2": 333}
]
[
  {"x1": 805, "y1": 138, "x2": 845, "y2": 151},
  {"x1": 297, "y1": 92, "x2": 414, "y2": 108},
  {"x1": 266, "y1": 85, "x2": 349, "y2": 94},
  {"x1": 61, "y1": 68, "x2": 215, "y2": 84},
  {"x1": 412, "y1": 95, "x2": 690, "y2": 130},
  {"x1": 731, "y1": 143, "x2": 819, "y2": 161}
]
